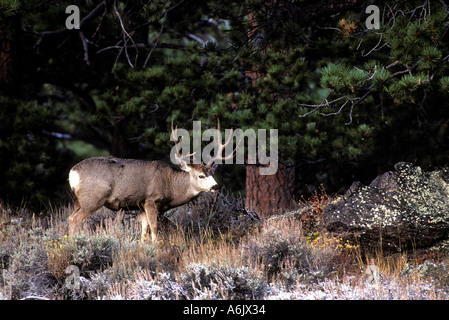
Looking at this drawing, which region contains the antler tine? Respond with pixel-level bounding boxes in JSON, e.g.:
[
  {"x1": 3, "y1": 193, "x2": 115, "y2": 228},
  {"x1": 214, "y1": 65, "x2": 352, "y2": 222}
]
[
  {"x1": 206, "y1": 118, "x2": 239, "y2": 167},
  {"x1": 171, "y1": 118, "x2": 195, "y2": 162},
  {"x1": 171, "y1": 119, "x2": 178, "y2": 143},
  {"x1": 220, "y1": 131, "x2": 238, "y2": 160},
  {"x1": 216, "y1": 117, "x2": 221, "y2": 133},
  {"x1": 171, "y1": 119, "x2": 181, "y2": 156}
]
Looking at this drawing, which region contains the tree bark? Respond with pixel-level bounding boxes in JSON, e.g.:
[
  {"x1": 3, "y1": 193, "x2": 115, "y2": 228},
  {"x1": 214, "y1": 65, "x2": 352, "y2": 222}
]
[
  {"x1": 111, "y1": 119, "x2": 131, "y2": 158},
  {"x1": 243, "y1": 7, "x2": 297, "y2": 217},
  {"x1": 245, "y1": 163, "x2": 295, "y2": 217}
]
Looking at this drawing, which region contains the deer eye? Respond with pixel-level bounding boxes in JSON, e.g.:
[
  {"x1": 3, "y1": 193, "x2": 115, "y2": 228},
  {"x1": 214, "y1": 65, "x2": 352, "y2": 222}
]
[{"x1": 198, "y1": 174, "x2": 206, "y2": 179}]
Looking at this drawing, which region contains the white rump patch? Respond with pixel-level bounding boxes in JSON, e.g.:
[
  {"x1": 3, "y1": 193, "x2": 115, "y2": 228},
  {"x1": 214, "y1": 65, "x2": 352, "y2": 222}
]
[{"x1": 69, "y1": 170, "x2": 80, "y2": 191}]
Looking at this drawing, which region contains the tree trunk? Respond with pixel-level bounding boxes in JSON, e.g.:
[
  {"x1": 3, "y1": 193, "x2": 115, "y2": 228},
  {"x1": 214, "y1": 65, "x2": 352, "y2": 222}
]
[
  {"x1": 111, "y1": 118, "x2": 135, "y2": 158},
  {"x1": 244, "y1": 8, "x2": 296, "y2": 216},
  {"x1": 111, "y1": 120, "x2": 128, "y2": 158},
  {"x1": 110, "y1": 117, "x2": 142, "y2": 158},
  {"x1": 245, "y1": 163, "x2": 295, "y2": 217}
]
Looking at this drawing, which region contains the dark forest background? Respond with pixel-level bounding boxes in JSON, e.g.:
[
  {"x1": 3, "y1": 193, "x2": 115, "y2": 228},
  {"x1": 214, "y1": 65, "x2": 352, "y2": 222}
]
[{"x1": 1, "y1": 0, "x2": 449, "y2": 213}]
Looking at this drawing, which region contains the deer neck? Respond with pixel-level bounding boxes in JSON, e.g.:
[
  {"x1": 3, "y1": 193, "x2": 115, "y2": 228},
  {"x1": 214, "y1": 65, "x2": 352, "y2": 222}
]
[{"x1": 170, "y1": 169, "x2": 200, "y2": 205}]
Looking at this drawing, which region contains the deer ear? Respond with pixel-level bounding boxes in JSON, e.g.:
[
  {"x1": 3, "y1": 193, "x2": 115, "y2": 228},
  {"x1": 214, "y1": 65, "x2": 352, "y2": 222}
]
[
  {"x1": 175, "y1": 153, "x2": 192, "y2": 172},
  {"x1": 178, "y1": 159, "x2": 191, "y2": 172}
]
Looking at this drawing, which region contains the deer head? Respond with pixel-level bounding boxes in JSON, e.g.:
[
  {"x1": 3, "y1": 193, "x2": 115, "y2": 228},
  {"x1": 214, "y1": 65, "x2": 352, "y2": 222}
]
[
  {"x1": 170, "y1": 118, "x2": 239, "y2": 194},
  {"x1": 171, "y1": 120, "x2": 218, "y2": 194}
]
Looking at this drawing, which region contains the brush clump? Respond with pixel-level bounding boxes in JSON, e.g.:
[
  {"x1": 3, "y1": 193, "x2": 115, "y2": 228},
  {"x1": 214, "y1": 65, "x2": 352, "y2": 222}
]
[{"x1": 1, "y1": 189, "x2": 449, "y2": 300}]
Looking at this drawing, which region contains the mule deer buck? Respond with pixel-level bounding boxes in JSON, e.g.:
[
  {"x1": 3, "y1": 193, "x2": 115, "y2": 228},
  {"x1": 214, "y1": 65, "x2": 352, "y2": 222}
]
[{"x1": 68, "y1": 119, "x2": 235, "y2": 243}]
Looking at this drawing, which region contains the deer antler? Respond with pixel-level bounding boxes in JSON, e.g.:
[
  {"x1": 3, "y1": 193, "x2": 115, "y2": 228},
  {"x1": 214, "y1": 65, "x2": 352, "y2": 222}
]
[
  {"x1": 171, "y1": 119, "x2": 195, "y2": 166},
  {"x1": 206, "y1": 118, "x2": 239, "y2": 168}
]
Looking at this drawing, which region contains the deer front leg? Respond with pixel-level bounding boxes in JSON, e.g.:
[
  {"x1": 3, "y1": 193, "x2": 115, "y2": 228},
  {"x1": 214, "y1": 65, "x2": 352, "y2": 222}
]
[{"x1": 142, "y1": 200, "x2": 158, "y2": 243}]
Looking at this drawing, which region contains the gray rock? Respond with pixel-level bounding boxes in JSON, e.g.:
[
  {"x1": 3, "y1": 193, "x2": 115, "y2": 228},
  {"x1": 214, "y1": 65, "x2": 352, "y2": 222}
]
[{"x1": 323, "y1": 162, "x2": 449, "y2": 252}]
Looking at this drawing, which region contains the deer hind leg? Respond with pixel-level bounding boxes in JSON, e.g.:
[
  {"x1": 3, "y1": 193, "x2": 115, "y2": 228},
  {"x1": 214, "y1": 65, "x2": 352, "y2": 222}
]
[
  {"x1": 142, "y1": 200, "x2": 158, "y2": 243},
  {"x1": 69, "y1": 195, "x2": 104, "y2": 235}
]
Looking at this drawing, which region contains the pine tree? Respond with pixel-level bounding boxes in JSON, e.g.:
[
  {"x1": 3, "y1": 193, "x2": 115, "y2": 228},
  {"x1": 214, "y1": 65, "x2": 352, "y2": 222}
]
[{"x1": 1, "y1": 0, "x2": 449, "y2": 215}]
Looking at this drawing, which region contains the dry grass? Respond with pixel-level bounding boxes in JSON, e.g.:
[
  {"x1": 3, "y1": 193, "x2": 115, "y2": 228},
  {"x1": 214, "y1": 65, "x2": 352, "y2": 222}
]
[{"x1": 1, "y1": 191, "x2": 448, "y2": 300}]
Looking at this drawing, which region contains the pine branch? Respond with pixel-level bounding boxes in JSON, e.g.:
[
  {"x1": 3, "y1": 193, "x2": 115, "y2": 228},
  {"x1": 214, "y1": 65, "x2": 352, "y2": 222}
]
[
  {"x1": 297, "y1": 84, "x2": 375, "y2": 125},
  {"x1": 33, "y1": 2, "x2": 107, "y2": 64},
  {"x1": 143, "y1": 0, "x2": 186, "y2": 67},
  {"x1": 143, "y1": 11, "x2": 167, "y2": 68},
  {"x1": 389, "y1": 60, "x2": 421, "y2": 78},
  {"x1": 79, "y1": 31, "x2": 90, "y2": 65},
  {"x1": 34, "y1": 2, "x2": 106, "y2": 46},
  {"x1": 297, "y1": 96, "x2": 356, "y2": 117},
  {"x1": 96, "y1": 42, "x2": 185, "y2": 54},
  {"x1": 114, "y1": 0, "x2": 137, "y2": 68}
]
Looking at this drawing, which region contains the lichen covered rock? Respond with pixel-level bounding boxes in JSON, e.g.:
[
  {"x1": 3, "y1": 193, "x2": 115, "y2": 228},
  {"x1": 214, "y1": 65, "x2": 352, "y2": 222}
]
[{"x1": 323, "y1": 162, "x2": 449, "y2": 252}]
